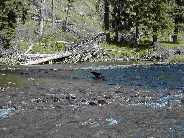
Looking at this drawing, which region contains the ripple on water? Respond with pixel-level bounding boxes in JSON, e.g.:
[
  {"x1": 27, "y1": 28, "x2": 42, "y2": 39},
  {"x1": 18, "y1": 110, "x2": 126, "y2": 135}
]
[
  {"x1": 135, "y1": 93, "x2": 184, "y2": 109},
  {"x1": 0, "y1": 108, "x2": 16, "y2": 120},
  {"x1": 71, "y1": 64, "x2": 184, "y2": 92},
  {"x1": 175, "y1": 120, "x2": 184, "y2": 135},
  {"x1": 167, "y1": 121, "x2": 184, "y2": 138},
  {"x1": 80, "y1": 116, "x2": 126, "y2": 128}
]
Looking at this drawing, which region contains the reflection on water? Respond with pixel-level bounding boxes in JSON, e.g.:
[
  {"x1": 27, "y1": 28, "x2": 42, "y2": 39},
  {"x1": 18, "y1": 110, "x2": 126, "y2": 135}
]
[
  {"x1": 80, "y1": 116, "x2": 124, "y2": 128},
  {"x1": 0, "y1": 73, "x2": 25, "y2": 88},
  {"x1": 129, "y1": 92, "x2": 184, "y2": 109},
  {"x1": 1, "y1": 64, "x2": 183, "y2": 92},
  {"x1": 72, "y1": 64, "x2": 184, "y2": 92}
]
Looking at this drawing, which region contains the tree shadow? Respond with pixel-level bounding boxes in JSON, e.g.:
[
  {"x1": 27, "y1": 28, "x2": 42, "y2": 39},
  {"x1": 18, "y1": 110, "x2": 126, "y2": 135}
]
[
  {"x1": 110, "y1": 39, "x2": 152, "y2": 51},
  {"x1": 160, "y1": 41, "x2": 177, "y2": 44}
]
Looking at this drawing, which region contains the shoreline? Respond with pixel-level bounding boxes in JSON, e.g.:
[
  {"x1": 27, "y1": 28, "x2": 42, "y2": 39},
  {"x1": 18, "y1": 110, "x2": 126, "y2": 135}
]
[
  {"x1": 0, "y1": 50, "x2": 184, "y2": 67},
  {"x1": 0, "y1": 57, "x2": 183, "y2": 69}
]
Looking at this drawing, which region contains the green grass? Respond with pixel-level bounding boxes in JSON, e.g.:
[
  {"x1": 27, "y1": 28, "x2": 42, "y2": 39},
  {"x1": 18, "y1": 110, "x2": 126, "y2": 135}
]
[
  {"x1": 19, "y1": 40, "x2": 29, "y2": 52},
  {"x1": 169, "y1": 55, "x2": 184, "y2": 63},
  {"x1": 31, "y1": 42, "x2": 65, "y2": 54},
  {"x1": 0, "y1": 74, "x2": 25, "y2": 88},
  {"x1": 161, "y1": 40, "x2": 184, "y2": 48},
  {"x1": 55, "y1": 0, "x2": 101, "y2": 33},
  {"x1": 19, "y1": 35, "x2": 65, "y2": 54},
  {"x1": 101, "y1": 43, "x2": 151, "y2": 59}
]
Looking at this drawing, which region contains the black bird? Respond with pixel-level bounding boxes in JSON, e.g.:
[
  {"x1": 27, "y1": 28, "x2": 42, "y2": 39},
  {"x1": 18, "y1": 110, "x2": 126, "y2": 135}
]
[{"x1": 90, "y1": 71, "x2": 105, "y2": 80}]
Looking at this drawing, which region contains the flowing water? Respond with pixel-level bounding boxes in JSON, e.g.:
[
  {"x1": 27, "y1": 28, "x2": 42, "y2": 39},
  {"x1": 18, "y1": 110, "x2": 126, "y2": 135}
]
[{"x1": 0, "y1": 63, "x2": 184, "y2": 138}]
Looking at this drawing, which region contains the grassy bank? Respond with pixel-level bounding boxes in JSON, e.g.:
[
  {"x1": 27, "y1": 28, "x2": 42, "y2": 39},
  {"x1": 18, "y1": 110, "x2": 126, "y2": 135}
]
[
  {"x1": 169, "y1": 55, "x2": 184, "y2": 63},
  {"x1": 161, "y1": 40, "x2": 184, "y2": 63},
  {"x1": 101, "y1": 43, "x2": 151, "y2": 59},
  {"x1": 161, "y1": 40, "x2": 184, "y2": 48},
  {"x1": 101, "y1": 40, "x2": 184, "y2": 63},
  {"x1": 19, "y1": 35, "x2": 65, "y2": 54}
]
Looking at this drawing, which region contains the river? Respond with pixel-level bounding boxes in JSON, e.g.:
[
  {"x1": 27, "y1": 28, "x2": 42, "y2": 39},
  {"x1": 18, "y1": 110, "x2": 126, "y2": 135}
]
[{"x1": 0, "y1": 63, "x2": 184, "y2": 138}]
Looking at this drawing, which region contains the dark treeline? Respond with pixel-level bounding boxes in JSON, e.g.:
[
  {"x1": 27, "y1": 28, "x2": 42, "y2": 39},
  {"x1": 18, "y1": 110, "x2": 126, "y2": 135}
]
[
  {"x1": 0, "y1": 0, "x2": 184, "y2": 49},
  {"x1": 0, "y1": 0, "x2": 30, "y2": 48},
  {"x1": 101, "y1": 0, "x2": 184, "y2": 46}
]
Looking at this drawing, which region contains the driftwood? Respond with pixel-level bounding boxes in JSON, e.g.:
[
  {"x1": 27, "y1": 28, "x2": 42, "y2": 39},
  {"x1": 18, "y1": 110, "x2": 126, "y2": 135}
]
[
  {"x1": 21, "y1": 32, "x2": 106, "y2": 65},
  {"x1": 23, "y1": 54, "x2": 56, "y2": 58},
  {"x1": 21, "y1": 51, "x2": 72, "y2": 65},
  {"x1": 25, "y1": 43, "x2": 34, "y2": 54}
]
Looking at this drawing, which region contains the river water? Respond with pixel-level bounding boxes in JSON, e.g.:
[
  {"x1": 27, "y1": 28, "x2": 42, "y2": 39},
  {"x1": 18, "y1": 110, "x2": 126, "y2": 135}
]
[{"x1": 0, "y1": 63, "x2": 184, "y2": 138}]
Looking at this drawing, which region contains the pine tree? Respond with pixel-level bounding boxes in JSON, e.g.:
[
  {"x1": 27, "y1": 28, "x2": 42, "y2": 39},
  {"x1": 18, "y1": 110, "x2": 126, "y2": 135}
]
[
  {"x1": 51, "y1": 0, "x2": 55, "y2": 28},
  {"x1": 110, "y1": 0, "x2": 173, "y2": 46},
  {"x1": 0, "y1": 0, "x2": 29, "y2": 48},
  {"x1": 63, "y1": 0, "x2": 75, "y2": 31},
  {"x1": 147, "y1": 0, "x2": 173, "y2": 45},
  {"x1": 172, "y1": 0, "x2": 184, "y2": 43},
  {"x1": 104, "y1": 0, "x2": 110, "y2": 42}
]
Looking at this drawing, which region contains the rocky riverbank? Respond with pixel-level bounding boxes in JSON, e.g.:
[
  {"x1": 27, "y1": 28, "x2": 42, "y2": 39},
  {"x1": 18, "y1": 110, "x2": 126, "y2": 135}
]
[{"x1": 1, "y1": 39, "x2": 184, "y2": 66}]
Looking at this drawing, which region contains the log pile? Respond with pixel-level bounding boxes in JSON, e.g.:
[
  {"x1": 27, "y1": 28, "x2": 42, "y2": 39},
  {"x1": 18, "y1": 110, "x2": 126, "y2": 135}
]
[{"x1": 21, "y1": 32, "x2": 110, "y2": 65}]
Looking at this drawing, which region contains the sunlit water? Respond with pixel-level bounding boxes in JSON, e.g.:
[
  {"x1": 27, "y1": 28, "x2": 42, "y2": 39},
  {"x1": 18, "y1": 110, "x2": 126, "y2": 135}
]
[
  {"x1": 1, "y1": 64, "x2": 184, "y2": 92},
  {"x1": 72, "y1": 63, "x2": 184, "y2": 91}
]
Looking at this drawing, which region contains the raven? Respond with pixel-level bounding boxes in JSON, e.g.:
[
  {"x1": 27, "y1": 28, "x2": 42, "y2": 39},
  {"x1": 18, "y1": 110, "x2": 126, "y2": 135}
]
[{"x1": 90, "y1": 71, "x2": 105, "y2": 80}]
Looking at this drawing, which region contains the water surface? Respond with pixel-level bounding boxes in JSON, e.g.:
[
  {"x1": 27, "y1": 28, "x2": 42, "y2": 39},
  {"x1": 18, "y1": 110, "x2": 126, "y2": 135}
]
[{"x1": 0, "y1": 63, "x2": 184, "y2": 138}]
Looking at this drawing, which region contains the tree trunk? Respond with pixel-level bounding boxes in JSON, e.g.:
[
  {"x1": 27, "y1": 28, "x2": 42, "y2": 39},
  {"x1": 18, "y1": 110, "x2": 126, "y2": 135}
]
[
  {"x1": 114, "y1": 31, "x2": 119, "y2": 42},
  {"x1": 173, "y1": 16, "x2": 179, "y2": 44},
  {"x1": 173, "y1": 30, "x2": 178, "y2": 44},
  {"x1": 0, "y1": 36, "x2": 6, "y2": 49},
  {"x1": 104, "y1": 0, "x2": 110, "y2": 43},
  {"x1": 135, "y1": 23, "x2": 139, "y2": 46},
  {"x1": 152, "y1": 26, "x2": 158, "y2": 45},
  {"x1": 63, "y1": 0, "x2": 71, "y2": 31},
  {"x1": 51, "y1": 0, "x2": 55, "y2": 29},
  {"x1": 39, "y1": 0, "x2": 46, "y2": 37},
  {"x1": 152, "y1": 35, "x2": 158, "y2": 43}
]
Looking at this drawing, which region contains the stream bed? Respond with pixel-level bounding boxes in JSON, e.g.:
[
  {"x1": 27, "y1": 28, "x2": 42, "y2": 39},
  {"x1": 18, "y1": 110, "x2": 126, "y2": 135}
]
[{"x1": 0, "y1": 63, "x2": 184, "y2": 138}]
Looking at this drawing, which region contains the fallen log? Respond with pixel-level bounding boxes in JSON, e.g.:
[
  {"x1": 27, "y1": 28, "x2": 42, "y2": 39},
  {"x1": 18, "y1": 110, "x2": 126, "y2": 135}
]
[
  {"x1": 24, "y1": 54, "x2": 56, "y2": 58},
  {"x1": 21, "y1": 51, "x2": 72, "y2": 65},
  {"x1": 20, "y1": 32, "x2": 107, "y2": 65}
]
